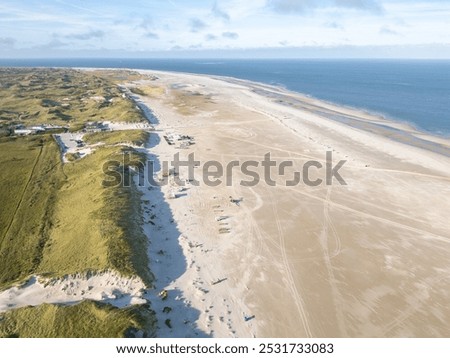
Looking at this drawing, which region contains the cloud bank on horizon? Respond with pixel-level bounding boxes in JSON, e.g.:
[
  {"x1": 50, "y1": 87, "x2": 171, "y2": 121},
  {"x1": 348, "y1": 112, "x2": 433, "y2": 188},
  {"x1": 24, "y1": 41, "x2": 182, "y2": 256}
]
[{"x1": 0, "y1": 0, "x2": 449, "y2": 58}]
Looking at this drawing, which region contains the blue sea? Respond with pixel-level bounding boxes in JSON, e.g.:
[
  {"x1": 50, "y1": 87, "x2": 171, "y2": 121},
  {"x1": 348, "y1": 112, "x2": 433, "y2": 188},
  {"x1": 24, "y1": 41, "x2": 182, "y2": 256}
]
[{"x1": 1, "y1": 58, "x2": 449, "y2": 137}]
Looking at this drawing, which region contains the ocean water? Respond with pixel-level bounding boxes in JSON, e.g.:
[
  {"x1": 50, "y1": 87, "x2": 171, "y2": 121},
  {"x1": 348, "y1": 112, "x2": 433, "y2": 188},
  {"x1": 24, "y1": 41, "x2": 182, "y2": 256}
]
[{"x1": 1, "y1": 58, "x2": 449, "y2": 137}]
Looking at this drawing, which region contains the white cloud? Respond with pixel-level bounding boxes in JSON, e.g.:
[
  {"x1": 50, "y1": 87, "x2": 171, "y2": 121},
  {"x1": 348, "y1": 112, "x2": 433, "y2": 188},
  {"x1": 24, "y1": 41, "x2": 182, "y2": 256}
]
[
  {"x1": 205, "y1": 34, "x2": 218, "y2": 41},
  {"x1": 222, "y1": 32, "x2": 239, "y2": 39},
  {"x1": 190, "y1": 18, "x2": 207, "y2": 33},
  {"x1": 145, "y1": 32, "x2": 159, "y2": 39},
  {"x1": 34, "y1": 38, "x2": 68, "y2": 50},
  {"x1": 335, "y1": 0, "x2": 383, "y2": 12},
  {"x1": 0, "y1": 0, "x2": 449, "y2": 57},
  {"x1": 137, "y1": 15, "x2": 154, "y2": 30},
  {"x1": 65, "y1": 29, "x2": 105, "y2": 40},
  {"x1": 267, "y1": 0, "x2": 383, "y2": 14},
  {"x1": 379, "y1": 26, "x2": 399, "y2": 35},
  {"x1": 324, "y1": 21, "x2": 345, "y2": 29},
  {"x1": 0, "y1": 37, "x2": 15, "y2": 49},
  {"x1": 212, "y1": 2, "x2": 230, "y2": 21}
]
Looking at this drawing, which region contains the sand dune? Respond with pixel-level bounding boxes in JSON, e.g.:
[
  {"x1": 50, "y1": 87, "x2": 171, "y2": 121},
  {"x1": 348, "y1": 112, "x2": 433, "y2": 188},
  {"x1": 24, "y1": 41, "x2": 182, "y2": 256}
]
[{"x1": 0, "y1": 271, "x2": 146, "y2": 312}]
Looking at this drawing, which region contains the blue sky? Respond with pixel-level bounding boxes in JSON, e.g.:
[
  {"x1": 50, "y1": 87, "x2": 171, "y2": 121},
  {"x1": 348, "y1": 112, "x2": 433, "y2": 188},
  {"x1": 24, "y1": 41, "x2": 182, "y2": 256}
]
[{"x1": 1, "y1": 0, "x2": 450, "y2": 58}]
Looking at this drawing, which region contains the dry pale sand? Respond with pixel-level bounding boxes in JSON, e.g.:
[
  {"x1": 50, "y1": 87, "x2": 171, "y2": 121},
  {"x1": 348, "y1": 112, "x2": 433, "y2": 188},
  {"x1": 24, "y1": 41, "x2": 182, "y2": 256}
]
[
  {"x1": 127, "y1": 70, "x2": 450, "y2": 338},
  {"x1": 0, "y1": 271, "x2": 147, "y2": 312}
]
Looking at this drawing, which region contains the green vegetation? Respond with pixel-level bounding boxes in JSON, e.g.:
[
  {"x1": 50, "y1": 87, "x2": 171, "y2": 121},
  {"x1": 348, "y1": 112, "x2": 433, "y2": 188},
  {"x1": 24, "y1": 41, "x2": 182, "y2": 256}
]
[
  {"x1": 39, "y1": 144, "x2": 152, "y2": 285},
  {"x1": 0, "y1": 68, "x2": 144, "y2": 133},
  {"x1": 0, "y1": 135, "x2": 151, "y2": 289},
  {"x1": 129, "y1": 87, "x2": 146, "y2": 96},
  {"x1": 0, "y1": 301, "x2": 156, "y2": 338},
  {"x1": 65, "y1": 152, "x2": 81, "y2": 162},
  {"x1": 0, "y1": 69, "x2": 152, "y2": 288},
  {"x1": 90, "y1": 69, "x2": 146, "y2": 84},
  {"x1": 0, "y1": 136, "x2": 64, "y2": 288},
  {"x1": 0, "y1": 68, "x2": 155, "y2": 337},
  {"x1": 130, "y1": 85, "x2": 166, "y2": 98},
  {"x1": 84, "y1": 129, "x2": 149, "y2": 147}
]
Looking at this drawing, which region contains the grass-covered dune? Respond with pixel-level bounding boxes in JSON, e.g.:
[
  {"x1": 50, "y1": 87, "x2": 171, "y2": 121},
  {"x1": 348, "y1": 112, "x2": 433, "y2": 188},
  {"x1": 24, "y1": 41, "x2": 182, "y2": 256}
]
[
  {"x1": 38, "y1": 142, "x2": 152, "y2": 285},
  {"x1": 0, "y1": 68, "x2": 145, "y2": 132},
  {"x1": 0, "y1": 135, "x2": 64, "y2": 287},
  {"x1": 0, "y1": 68, "x2": 155, "y2": 337},
  {"x1": 84, "y1": 129, "x2": 149, "y2": 147},
  {"x1": 0, "y1": 301, "x2": 156, "y2": 338}
]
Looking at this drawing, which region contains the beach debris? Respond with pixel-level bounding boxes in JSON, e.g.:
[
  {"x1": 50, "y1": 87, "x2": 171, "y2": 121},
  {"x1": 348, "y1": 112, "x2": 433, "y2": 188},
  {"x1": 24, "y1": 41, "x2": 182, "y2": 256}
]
[
  {"x1": 219, "y1": 228, "x2": 231, "y2": 234},
  {"x1": 75, "y1": 139, "x2": 84, "y2": 148},
  {"x1": 163, "y1": 135, "x2": 175, "y2": 145},
  {"x1": 215, "y1": 215, "x2": 228, "y2": 222},
  {"x1": 211, "y1": 278, "x2": 228, "y2": 285},
  {"x1": 167, "y1": 190, "x2": 176, "y2": 199},
  {"x1": 244, "y1": 314, "x2": 255, "y2": 322},
  {"x1": 165, "y1": 132, "x2": 195, "y2": 147},
  {"x1": 197, "y1": 287, "x2": 209, "y2": 294},
  {"x1": 158, "y1": 289, "x2": 168, "y2": 300},
  {"x1": 229, "y1": 196, "x2": 243, "y2": 206},
  {"x1": 162, "y1": 169, "x2": 170, "y2": 177}
]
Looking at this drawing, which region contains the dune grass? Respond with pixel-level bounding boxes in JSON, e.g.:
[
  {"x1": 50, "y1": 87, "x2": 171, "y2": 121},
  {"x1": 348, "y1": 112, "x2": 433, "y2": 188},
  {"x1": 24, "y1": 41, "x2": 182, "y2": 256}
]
[
  {"x1": 84, "y1": 129, "x2": 149, "y2": 147},
  {"x1": 130, "y1": 85, "x2": 166, "y2": 98},
  {"x1": 38, "y1": 143, "x2": 152, "y2": 285},
  {"x1": 0, "y1": 69, "x2": 156, "y2": 337},
  {"x1": 89, "y1": 69, "x2": 146, "y2": 83},
  {"x1": 0, "y1": 300, "x2": 156, "y2": 338},
  {"x1": 0, "y1": 68, "x2": 145, "y2": 133},
  {"x1": 0, "y1": 69, "x2": 153, "y2": 289},
  {"x1": 0, "y1": 135, "x2": 154, "y2": 336},
  {"x1": 0, "y1": 136, "x2": 64, "y2": 288},
  {"x1": 0, "y1": 134, "x2": 152, "y2": 289}
]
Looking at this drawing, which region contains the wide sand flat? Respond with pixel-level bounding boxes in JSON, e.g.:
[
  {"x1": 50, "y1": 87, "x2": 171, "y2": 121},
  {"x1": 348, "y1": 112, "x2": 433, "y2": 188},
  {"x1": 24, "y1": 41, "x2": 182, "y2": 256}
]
[{"x1": 128, "y1": 70, "x2": 450, "y2": 337}]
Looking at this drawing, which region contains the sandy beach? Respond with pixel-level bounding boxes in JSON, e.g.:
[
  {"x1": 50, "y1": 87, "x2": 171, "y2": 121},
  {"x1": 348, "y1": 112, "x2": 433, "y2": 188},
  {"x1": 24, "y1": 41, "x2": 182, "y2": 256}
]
[
  {"x1": 2, "y1": 68, "x2": 447, "y2": 337},
  {"x1": 118, "y1": 70, "x2": 450, "y2": 338}
]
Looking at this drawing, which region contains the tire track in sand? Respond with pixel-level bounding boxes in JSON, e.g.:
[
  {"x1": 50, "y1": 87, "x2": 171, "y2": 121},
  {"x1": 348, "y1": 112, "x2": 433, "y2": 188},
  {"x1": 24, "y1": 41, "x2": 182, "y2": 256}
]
[
  {"x1": 320, "y1": 187, "x2": 348, "y2": 336},
  {"x1": 270, "y1": 192, "x2": 313, "y2": 338}
]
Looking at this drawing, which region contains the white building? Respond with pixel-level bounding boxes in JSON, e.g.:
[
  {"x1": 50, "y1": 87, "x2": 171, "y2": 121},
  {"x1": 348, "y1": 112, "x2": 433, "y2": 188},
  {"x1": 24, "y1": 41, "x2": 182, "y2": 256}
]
[{"x1": 14, "y1": 129, "x2": 33, "y2": 136}]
